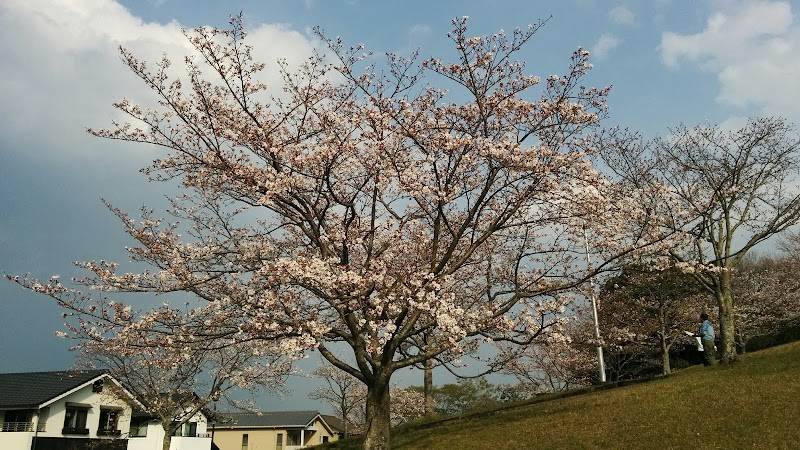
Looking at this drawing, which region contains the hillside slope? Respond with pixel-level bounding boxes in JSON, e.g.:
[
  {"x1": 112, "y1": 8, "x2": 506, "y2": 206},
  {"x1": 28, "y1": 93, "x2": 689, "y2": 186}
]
[{"x1": 322, "y1": 341, "x2": 800, "y2": 449}]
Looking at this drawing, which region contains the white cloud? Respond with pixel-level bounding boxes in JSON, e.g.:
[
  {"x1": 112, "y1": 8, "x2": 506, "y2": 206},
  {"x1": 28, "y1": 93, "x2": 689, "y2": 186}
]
[
  {"x1": 592, "y1": 33, "x2": 621, "y2": 59},
  {"x1": 407, "y1": 24, "x2": 433, "y2": 47},
  {"x1": 0, "y1": 0, "x2": 319, "y2": 162},
  {"x1": 716, "y1": 115, "x2": 750, "y2": 133},
  {"x1": 409, "y1": 24, "x2": 432, "y2": 38},
  {"x1": 659, "y1": 1, "x2": 800, "y2": 119},
  {"x1": 609, "y1": 5, "x2": 636, "y2": 25}
]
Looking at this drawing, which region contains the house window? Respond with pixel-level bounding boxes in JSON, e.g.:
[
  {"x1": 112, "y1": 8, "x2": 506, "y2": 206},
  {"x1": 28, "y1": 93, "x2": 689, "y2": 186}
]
[
  {"x1": 129, "y1": 419, "x2": 148, "y2": 437},
  {"x1": 276, "y1": 433, "x2": 283, "y2": 450},
  {"x1": 62, "y1": 405, "x2": 90, "y2": 435},
  {"x1": 322, "y1": 436, "x2": 329, "y2": 443},
  {"x1": 172, "y1": 421, "x2": 197, "y2": 437},
  {"x1": 287, "y1": 430, "x2": 301, "y2": 446},
  {"x1": 97, "y1": 408, "x2": 121, "y2": 436},
  {"x1": 241, "y1": 433, "x2": 249, "y2": 450},
  {"x1": 2, "y1": 410, "x2": 33, "y2": 432}
]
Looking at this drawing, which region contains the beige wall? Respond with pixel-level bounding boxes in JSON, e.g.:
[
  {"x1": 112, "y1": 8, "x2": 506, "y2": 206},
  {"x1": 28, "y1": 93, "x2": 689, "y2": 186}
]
[
  {"x1": 307, "y1": 418, "x2": 338, "y2": 445},
  {"x1": 213, "y1": 420, "x2": 337, "y2": 450},
  {"x1": 214, "y1": 428, "x2": 282, "y2": 450}
]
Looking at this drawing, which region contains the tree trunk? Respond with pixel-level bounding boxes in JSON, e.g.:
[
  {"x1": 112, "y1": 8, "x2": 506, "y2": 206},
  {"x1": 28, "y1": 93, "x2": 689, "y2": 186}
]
[
  {"x1": 339, "y1": 398, "x2": 349, "y2": 438},
  {"x1": 734, "y1": 332, "x2": 748, "y2": 354},
  {"x1": 717, "y1": 273, "x2": 738, "y2": 364},
  {"x1": 363, "y1": 380, "x2": 392, "y2": 450},
  {"x1": 660, "y1": 332, "x2": 671, "y2": 375},
  {"x1": 161, "y1": 424, "x2": 174, "y2": 450},
  {"x1": 423, "y1": 358, "x2": 434, "y2": 416}
]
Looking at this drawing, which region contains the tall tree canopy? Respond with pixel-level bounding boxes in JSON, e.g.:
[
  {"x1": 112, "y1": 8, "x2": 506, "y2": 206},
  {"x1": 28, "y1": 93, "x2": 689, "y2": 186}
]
[{"x1": 11, "y1": 16, "x2": 670, "y2": 450}]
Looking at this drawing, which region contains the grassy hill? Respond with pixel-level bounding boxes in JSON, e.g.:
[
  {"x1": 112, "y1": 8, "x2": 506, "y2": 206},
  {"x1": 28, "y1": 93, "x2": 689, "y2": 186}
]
[{"x1": 319, "y1": 341, "x2": 800, "y2": 449}]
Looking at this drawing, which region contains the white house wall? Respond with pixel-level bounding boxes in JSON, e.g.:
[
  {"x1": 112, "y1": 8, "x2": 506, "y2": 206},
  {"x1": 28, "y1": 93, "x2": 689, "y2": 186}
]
[
  {"x1": 0, "y1": 377, "x2": 133, "y2": 450},
  {"x1": 127, "y1": 410, "x2": 211, "y2": 450},
  {"x1": 36, "y1": 381, "x2": 133, "y2": 439},
  {"x1": 0, "y1": 430, "x2": 33, "y2": 450},
  {"x1": 127, "y1": 422, "x2": 166, "y2": 450}
]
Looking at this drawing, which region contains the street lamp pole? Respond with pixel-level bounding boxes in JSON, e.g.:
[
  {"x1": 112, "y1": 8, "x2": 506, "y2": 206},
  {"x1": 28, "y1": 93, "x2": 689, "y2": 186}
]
[
  {"x1": 210, "y1": 391, "x2": 220, "y2": 445},
  {"x1": 584, "y1": 225, "x2": 607, "y2": 383}
]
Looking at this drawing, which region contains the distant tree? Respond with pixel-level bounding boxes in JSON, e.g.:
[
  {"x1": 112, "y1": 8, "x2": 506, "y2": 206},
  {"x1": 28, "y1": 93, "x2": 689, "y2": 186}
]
[
  {"x1": 598, "y1": 117, "x2": 800, "y2": 363},
  {"x1": 311, "y1": 362, "x2": 426, "y2": 435},
  {"x1": 387, "y1": 387, "x2": 426, "y2": 424},
  {"x1": 731, "y1": 254, "x2": 800, "y2": 352},
  {"x1": 497, "y1": 316, "x2": 595, "y2": 394},
  {"x1": 310, "y1": 363, "x2": 366, "y2": 438},
  {"x1": 418, "y1": 378, "x2": 504, "y2": 415},
  {"x1": 599, "y1": 265, "x2": 707, "y2": 375},
  {"x1": 779, "y1": 230, "x2": 800, "y2": 260}
]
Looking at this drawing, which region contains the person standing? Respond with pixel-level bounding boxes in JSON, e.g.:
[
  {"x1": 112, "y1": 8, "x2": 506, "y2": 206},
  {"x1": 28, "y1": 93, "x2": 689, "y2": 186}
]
[{"x1": 697, "y1": 313, "x2": 717, "y2": 366}]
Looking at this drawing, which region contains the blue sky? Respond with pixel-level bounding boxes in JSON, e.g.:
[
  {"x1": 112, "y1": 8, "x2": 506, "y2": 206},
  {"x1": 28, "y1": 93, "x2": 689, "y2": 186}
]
[{"x1": 1, "y1": 0, "x2": 799, "y2": 412}]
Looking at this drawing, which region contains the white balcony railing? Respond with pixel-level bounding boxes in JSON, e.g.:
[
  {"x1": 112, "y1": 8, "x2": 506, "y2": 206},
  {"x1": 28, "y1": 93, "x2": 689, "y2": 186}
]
[{"x1": 1, "y1": 422, "x2": 34, "y2": 432}]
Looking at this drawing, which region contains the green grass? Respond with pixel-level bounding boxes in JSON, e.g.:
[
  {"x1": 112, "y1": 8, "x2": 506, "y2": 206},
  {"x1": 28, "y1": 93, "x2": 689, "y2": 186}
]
[{"x1": 318, "y1": 341, "x2": 800, "y2": 449}]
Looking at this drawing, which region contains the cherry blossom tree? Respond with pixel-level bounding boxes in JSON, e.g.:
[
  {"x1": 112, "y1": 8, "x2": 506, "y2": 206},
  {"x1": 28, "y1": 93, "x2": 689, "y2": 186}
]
[
  {"x1": 731, "y1": 254, "x2": 800, "y2": 352},
  {"x1": 598, "y1": 118, "x2": 800, "y2": 364},
  {"x1": 8, "y1": 275, "x2": 288, "y2": 450},
  {"x1": 310, "y1": 363, "x2": 365, "y2": 438},
  {"x1": 386, "y1": 387, "x2": 426, "y2": 425},
  {"x1": 598, "y1": 265, "x2": 708, "y2": 375},
  {"x1": 497, "y1": 317, "x2": 595, "y2": 394},
  {"x1": 10, "y1": 16, "x2": 673, "y2": 450}
]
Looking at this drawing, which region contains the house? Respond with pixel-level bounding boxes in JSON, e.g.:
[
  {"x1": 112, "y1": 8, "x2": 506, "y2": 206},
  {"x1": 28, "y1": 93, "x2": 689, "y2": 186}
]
[
  {"x1": 127, "y1": 397, "x2": 212, "y2": 450},
  {"x1": 0, "y1": 370, "x2": 136, "y2": 450},
  {"x1": 318, "y1": 415, "x2": 345, "y2": 438},
  {"x1": 211, "y1": 411, "x2": 338, "y2": 450}
]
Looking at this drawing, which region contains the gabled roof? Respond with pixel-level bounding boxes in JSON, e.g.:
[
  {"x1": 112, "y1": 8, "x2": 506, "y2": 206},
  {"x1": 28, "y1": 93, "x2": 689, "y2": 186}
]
[
  {"x1": 320, "y1": 415, "x2": 346, "y2": 433},
  {"x1": 0, "y1": 370, "x2": 107, "y2": 409},
  {"x1": 216, "y1": 411, "x2": 325, "y2": 429}
]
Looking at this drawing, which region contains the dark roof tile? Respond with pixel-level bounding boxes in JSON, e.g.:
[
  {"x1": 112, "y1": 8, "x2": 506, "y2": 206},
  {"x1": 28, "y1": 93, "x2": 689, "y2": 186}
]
[
  {"x1": 0, "y1": 370, "x2": 106, "y2": 409},
  {"x1": 320, "y1": 414, "x2": 346, "y2": 433},
  {"x1": 216, "y1": 411, "x2": 321, "y2": 428}
]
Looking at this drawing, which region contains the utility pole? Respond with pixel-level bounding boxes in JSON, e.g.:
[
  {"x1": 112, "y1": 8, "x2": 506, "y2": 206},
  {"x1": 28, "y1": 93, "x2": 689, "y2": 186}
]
[{"x1": 584, "y1": 225, "x2": 607, "y2": 383}]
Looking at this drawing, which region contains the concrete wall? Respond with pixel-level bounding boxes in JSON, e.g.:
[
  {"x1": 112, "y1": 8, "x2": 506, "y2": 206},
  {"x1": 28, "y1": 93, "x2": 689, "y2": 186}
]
[{"x1": 0, "y1": 431, "x2": 32, "y2": 450}]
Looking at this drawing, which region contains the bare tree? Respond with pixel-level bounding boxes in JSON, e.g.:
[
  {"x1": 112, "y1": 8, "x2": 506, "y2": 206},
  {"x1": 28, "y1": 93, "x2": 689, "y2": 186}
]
[{"x1": 310, "y1": 363, "x2": 365, "y2": 438}]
